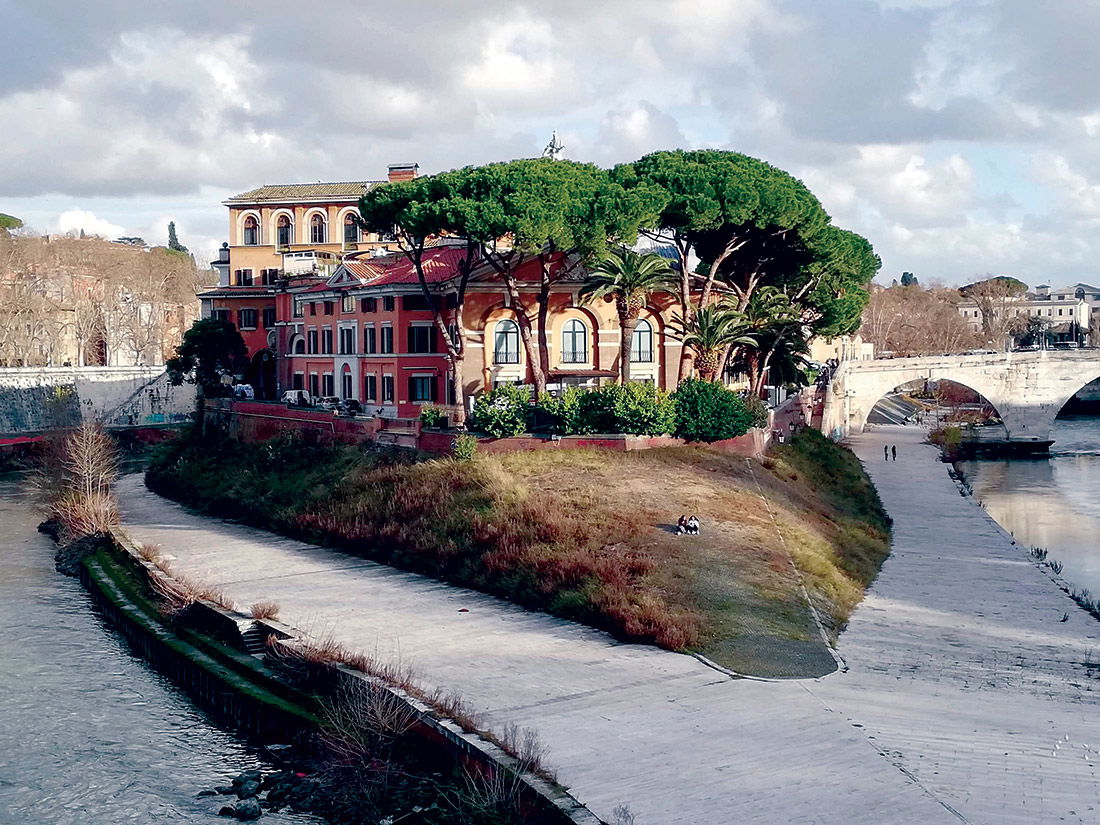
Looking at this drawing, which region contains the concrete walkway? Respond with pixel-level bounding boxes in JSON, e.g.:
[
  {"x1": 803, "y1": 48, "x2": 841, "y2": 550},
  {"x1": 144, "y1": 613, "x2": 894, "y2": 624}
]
[{"x1": 116, "y1": 426, "x2": 1100, "y2": 824}]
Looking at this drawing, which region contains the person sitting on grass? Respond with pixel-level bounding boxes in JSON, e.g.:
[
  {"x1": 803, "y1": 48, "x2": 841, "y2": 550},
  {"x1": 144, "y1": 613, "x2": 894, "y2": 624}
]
[
  {"x1": 676, "y1": 515, "x2": 689, "y2": 535},
  {"x1": 686, "y1": 515, "x2": 700, "y2": 535}
]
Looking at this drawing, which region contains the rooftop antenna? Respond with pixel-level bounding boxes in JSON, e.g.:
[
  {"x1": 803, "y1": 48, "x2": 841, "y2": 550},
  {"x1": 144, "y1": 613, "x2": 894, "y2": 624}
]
[{"x1": 542, "y1": 131, "x2": 565, "y2": 160}]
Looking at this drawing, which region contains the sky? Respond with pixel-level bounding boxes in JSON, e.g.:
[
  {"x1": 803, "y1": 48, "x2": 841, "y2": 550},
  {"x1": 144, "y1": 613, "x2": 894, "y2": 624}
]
[{"x1": 3, "y1": 0, "x2": 1100, "y2": 286}]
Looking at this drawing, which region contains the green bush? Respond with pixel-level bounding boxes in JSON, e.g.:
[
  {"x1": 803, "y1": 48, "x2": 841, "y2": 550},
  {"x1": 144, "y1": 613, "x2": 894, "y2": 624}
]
[
  {"x1": 469, "y1": 384, "x2": 531, "y2": 438},
  {"x1": 742, "y1": 393, "x2": 770, "y2": 429},
  {"x1": 533, "y1": 386, "x2": 584, "y2": 435},
  {"x1": 451, "y1": 433, "x2": 478, "y2": 461},
  {"x1": 419, "y1": 405, "x2": 446, "y2": 429},
  {"x1": 536, "y1": 384, "x2": 676, "y2": 436},
  {"x1": 672, "y1": 379, "x2": 757, "y2": 442}
]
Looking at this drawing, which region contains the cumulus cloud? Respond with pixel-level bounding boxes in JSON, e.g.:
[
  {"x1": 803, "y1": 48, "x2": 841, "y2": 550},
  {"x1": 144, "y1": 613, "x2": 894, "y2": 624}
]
[
  {"x1": 6, "y1": 0, "x2": 1100, "y2": 284},
  {"x1": 55, "y1": 210, "x2": 126, "y2": 239}
]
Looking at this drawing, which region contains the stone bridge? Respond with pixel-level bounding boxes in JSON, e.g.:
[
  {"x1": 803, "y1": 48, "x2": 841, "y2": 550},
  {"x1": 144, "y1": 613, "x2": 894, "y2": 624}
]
[{"x1": 821, "y1": 350, "x2": 1100, "y2": 446}]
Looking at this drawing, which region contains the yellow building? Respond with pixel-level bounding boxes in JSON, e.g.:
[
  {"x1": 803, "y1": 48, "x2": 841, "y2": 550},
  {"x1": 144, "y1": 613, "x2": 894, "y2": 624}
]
[{"x1": 221, "y1": 163, "x2": 418, "y2": 286}]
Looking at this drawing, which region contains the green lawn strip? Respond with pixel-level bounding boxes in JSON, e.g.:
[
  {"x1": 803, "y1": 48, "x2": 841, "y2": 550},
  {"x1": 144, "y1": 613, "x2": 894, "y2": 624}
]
[{"x1": 85, "y1": 550, "x2": 319, "y2": 725}]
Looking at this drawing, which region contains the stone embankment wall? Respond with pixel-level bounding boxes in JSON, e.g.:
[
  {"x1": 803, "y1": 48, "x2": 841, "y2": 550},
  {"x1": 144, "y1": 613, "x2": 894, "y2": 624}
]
[{"x1": 0, "y1": 367, "x2": 195, "y2": 433}]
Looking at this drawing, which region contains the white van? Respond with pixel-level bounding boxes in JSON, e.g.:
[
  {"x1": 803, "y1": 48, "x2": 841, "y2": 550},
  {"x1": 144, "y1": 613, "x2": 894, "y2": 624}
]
[{"x1": 281, "y1": 389, "x2": 312, "y2": 406}]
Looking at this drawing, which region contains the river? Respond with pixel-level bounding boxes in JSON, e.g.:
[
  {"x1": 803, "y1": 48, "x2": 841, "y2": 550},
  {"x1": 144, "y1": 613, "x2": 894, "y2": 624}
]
[
  {"x1": 0, "y1": 475, "x2": 313, "y2": 824},
  {"x1": 958, "y1": 415, "x2": 1100, "y2": 595}
]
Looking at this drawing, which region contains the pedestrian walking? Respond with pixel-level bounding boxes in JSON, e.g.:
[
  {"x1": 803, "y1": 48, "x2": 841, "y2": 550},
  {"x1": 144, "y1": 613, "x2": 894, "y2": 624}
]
[
  {"x1": 884, "y1": 445, "x2": 889, "y2": 461},
  {"x1": 891, "y1": 445, "x2": 897, "y2": 461}
]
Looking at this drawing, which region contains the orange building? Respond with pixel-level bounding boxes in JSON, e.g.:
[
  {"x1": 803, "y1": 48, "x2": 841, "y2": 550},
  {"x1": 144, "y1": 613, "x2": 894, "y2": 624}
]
[{"x1": 202, "y1": 164, "x2": 683, "y2": 416}]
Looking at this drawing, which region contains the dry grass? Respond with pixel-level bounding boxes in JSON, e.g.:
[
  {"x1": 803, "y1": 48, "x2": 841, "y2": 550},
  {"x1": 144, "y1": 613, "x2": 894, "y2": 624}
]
[
  {"x1": 249, "y1": 600, "x2": 280, "y2": 620},
  {"x1": 136, "y1": 543, "x2": 163, "y2": 563},
  {"x1": 147, "y1": 560, "x2": 236, "y2": 615},
  {"x1": 149, "y1": 431, "x2": 889, "y2": 677},
  {"x1": 38, "y1": 423, "x2": 121, "y2": 541}
]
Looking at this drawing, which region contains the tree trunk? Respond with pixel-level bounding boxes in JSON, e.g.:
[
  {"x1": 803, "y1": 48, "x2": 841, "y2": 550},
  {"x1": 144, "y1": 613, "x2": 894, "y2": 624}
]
[
  {"x1": 675, "y1": 237, "x2": 693, "y2": 384},
  {"x1": 501, "y1": 273, "x2": 545, "y2": 397},
  {"x1": 621, "y1": 316, "x2": 637, "y2": 384}
]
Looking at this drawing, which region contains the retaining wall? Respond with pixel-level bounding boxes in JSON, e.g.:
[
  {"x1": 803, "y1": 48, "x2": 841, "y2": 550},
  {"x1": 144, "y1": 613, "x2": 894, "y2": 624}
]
[{"x1": 0, "y1": 366, "x2": 195, "y2": 433}]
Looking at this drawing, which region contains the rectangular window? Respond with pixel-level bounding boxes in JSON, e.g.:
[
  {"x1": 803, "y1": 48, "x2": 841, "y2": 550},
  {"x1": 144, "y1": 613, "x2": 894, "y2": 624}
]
[
  {"x1": 382, "y1": 375, "x2": 394, "y2": 403},
  {"x1": 234, "y1": 269, "x2": 254, "y2": 286},
  {"x1": 261, "y1": 268, "x2": 280, "y2": 286},
  {"x1": 383, "y1": 296, "x2": 395, "y2": 312},
  {"x1": 293, "y1": 299, "x2": 304, "y2": 318},
  {"x1": 238, "y1": 309, "x2": 257, "y2": 329},
  {"x1": 342, "y1": 294, "x2": 355, "y2": 313},
  {"x1": 361, "y1": 297, "x2": 377, "y2": 313},
  {"x1": 322, "y1": 373, "x2": 334, "y2": 396},
  {"x1": 407, "y1": 325, "x2": 436, "y2": 353},
  {"x1": 262, "y1": 307, "x2": 277, "y2": 328},
  {"x1": 292, "y1": 372, "x2": 304, "y2": 390},
  {"x1": 363, "y1": 325, "x2": 376, "y2": 354},
  {"x1": 342, "y1": 371, "x2": 354, "y2": 399},
  {"x1": 403, "y1": 295, "x2": 430, "y2": 311},
  {"x1": 344, "y1": 220, "x2": 359, "y2": 245},
  {"x1": 212, "y1": 308, "x2": 231, "y2": 323},
  {"x1": 310, "y1": 302, "x2": 317, "y2": 316},
  {"x1": 408, "y1": 375, "x2": 437, "y2": 404},
  {"x1": 309, "y1": 373, "x2": 319, "y2": 398},
  {"x1": 307, "y1": 329, "x2": 318, "y2": 354},
  {"x1": 380, "y1": 325, "x2": 394, "y2": 354},
  {"x1": 321, "y1": 329, "x2": 333, "y2": 354},
  {"x1": 364, "y1": 374, "x2": 377, "y2": 402},
  {"x1": 339, "y1": 327, "x2": 355, "y2": 354},
  {"x1": 324, "y1": 301, "x2": 334, "y2": 316}
]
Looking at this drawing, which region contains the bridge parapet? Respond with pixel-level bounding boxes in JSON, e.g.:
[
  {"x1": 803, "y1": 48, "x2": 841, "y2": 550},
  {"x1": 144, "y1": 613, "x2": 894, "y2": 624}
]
[{"x1": 822, "y1": 350, "x2": 1100, "y2": 448}]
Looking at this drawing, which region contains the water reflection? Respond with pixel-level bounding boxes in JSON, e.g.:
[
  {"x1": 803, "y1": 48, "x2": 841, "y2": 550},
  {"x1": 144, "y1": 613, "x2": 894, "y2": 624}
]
[
  {"x1": 0, "y1": 476, "x2": 312, "y2": 824},
  {"x1": 958, "y1": 417, "x2": 1100, "y2": 594}
]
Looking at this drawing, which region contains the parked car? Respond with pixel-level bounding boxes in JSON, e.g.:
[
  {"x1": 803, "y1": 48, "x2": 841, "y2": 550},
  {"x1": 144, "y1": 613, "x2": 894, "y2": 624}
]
[
  {"x1": 281, "y1": 389, "x2": 312, "y2": 406},
  {"x1": 341, "y1": 399, "x2": 363, "y2": 416},
  {"x1": 232, "y1": 383, "x2": 255, "y2": 400},
  {"x1": 317, "y1": 396, "x2": 343, "y2": 411}
]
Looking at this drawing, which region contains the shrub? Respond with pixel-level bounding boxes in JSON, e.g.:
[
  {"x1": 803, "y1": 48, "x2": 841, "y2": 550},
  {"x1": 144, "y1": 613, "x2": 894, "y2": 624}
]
[
  {"x1": 419, "y1": 405, "x2": 446, "y2": 429},
  {"x1": 672, "y1": 379, "x2": 757, "y2": 442},
  {"x1": 742, "y1": 393, "x2": 770, "y2": 429},
  {"x1": 539, "y1": 384, "x2": 676, "y2": 436},
  {"x1": 452, "y1": 433, "x2": 478, "y2": 461},
  {"x1": 469, "y1": 384, "x2": 531, "y2": 438}
]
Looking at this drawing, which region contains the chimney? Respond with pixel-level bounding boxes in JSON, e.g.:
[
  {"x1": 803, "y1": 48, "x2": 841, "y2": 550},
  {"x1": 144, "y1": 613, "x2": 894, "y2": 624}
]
[{"x1": 387, "y1": 163, "x2": 419, "y2": 183}]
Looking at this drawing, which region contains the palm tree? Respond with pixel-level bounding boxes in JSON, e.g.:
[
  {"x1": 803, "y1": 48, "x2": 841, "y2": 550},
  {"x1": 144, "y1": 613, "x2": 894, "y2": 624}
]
[
  {"x1": 669, "y1": 305, "x2": 755, "y2": 381},
  {"x1": 579, "y1": 249, "x2": 677, "y2": 382},
  {"x1": 734, "y1": 287, "x2": 801, "y2": 393}
]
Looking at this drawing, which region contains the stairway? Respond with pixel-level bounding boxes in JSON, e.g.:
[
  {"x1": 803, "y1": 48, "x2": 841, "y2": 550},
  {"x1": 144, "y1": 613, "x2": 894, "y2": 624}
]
[{"x1": 240, "y1": 622, "x2": 270, "y2": 656}]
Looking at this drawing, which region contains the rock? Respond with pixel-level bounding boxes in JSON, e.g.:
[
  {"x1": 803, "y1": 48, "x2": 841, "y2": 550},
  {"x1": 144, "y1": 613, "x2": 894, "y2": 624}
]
[
  {"x1": 218, "y1": 805, "x2": 236, "y2": 817},
  {"x1": 232, "y1": 770, "x2": 263, "y2": 787},
  {"x1": 216, "y1": 785, "x2": 236, "y2": 795},
  {"x1": 234, "y1": 798, "x2": 263, "y2": 821},
  {"x1": 236, "y1": 780, "x2": 260, "y2": 799},
  {"x1": 196, "y1": 789, "x2": 218, "y2": 797},
  {"x1": 54, "y1": 533, "x2": 110, "y2": 577}
]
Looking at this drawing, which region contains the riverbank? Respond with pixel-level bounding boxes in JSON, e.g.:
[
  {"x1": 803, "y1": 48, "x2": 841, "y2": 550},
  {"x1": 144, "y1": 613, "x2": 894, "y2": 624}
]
[
  {"x1": 120, "y1": 425, "x2": 1100, "y2": 824},
  {"x1": 145, "y1": 430, "x2": 890, "y2": 677}
]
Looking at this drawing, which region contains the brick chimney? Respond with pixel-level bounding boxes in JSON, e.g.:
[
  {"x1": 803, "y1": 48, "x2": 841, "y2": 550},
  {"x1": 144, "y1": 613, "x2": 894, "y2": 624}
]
[{"x1": 387, "y1": 163, "x2": 419, "y2": 183}]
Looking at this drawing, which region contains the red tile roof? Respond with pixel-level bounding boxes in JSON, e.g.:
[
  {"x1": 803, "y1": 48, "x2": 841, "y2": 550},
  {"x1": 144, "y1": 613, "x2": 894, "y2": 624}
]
[{"x1": 344, "y1": 245, "x2": 469, "y2": 288}]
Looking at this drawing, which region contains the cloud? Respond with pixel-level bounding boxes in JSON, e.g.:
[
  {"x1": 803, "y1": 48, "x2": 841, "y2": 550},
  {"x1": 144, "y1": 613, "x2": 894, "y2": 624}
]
[
  {"x1": 55, "y1": 210, "x2": 126, "y2": 239},
  {"x1": 7, "y1": 1, "x2": 1100, "y2": 285}
]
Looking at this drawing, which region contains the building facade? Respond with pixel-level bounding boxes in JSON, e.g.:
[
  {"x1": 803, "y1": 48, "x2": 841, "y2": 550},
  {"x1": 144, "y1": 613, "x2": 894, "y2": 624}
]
[
  {"x1": 956, "y1": 282, "x2": 1099, "y2": 345},
  {"x1": 200, "y1": 167, "x2": 683, "y2": 416}
]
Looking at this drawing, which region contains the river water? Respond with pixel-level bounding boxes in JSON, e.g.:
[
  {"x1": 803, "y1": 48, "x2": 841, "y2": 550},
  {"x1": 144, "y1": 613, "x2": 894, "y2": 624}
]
[
  {"x1": 958, "y1": 416, "x2": 1100, "y2": 595},
  {"x1": 0, "y1": 476, "x2": 312, "y2": 824}
]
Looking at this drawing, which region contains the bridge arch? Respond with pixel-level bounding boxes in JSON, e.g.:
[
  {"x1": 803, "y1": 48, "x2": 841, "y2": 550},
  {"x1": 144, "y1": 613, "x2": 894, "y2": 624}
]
[{"x1": 826, "y1": 351, "x2": 1100, "y2": 447}]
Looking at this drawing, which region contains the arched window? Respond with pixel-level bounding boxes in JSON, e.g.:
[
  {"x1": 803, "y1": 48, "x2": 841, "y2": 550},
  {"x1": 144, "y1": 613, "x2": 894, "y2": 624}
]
[
  {"x1": 630, "y1": 319, "x2": 653, "y2": 362},
  {"x1": 310, "y1": 213, "x2": 327, "y2": 244},
  {"x1": 291, "y1": 335, "x2": 306, "y2": 355},
  {"x1": 343, "y1": 213, "x2": 359, "y2": 245},
  {"x1": 277, "y1": 214, "x2": 293, "y2": 247},
  {"x1": 561, "y1": 319, "x2": 588, "y2": 364},
  {"x1": 493, "y1": 319, "x2": 520, "y2": 364},
  {"x1": 243, "y1": 215, "x2": 259, "y2": 246}
]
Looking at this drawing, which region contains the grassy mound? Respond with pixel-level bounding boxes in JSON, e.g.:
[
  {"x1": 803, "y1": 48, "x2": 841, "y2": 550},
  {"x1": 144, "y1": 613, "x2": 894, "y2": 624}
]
[{"x1": 147, "y1": 430, "x2": 890, "y2": 677}]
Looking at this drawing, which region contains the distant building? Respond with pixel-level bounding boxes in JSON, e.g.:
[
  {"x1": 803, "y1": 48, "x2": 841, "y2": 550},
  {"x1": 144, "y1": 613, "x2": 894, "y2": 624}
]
[{"x1": 956, "y1": 282, "x2": 1099, "y2": 345}]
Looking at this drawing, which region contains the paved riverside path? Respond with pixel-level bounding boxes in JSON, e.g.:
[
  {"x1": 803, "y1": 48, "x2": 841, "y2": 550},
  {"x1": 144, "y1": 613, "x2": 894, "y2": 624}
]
[{"x1": 115, "y1": 427, "x2": 1100, "y2": 824}]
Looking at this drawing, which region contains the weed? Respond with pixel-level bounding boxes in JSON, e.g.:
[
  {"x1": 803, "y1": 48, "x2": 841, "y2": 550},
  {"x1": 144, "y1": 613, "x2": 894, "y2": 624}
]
[{"x1": 249, "y1": 600, "x2": 280, "y2": 620}]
